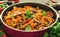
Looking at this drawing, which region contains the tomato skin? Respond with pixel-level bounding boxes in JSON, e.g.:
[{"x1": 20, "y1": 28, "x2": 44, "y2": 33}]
[
  {"x1": 2, "y1": 34, "x2": 7, "y2": 37},
  {"x1": 0, "y1": 8, "x2": 3, "y2": 13},
  {"x1": 51, "y1": 0, "x2": 57, "y2": 3},
  {"x1": 0, "y1": 2, "x2": 3, "y2": 4}
]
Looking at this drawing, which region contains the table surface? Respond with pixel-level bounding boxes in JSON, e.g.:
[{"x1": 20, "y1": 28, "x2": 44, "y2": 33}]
[{"x1": 20, "y1": 0, "x2": 60, "y2": 4}]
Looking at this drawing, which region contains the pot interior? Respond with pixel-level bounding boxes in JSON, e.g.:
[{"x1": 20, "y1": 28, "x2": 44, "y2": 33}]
[{"x1": 1, "y1": 2, "x2": 57, "y2": 31}]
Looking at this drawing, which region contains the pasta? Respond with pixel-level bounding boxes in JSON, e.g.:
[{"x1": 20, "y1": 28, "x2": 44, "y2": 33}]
[{"x1": 4, "y1": 6, "x2": 55, "y2": 31}]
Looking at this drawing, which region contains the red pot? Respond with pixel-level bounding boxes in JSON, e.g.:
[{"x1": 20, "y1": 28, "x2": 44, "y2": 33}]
[
  {"x1": 0, "y1": 2, "x2": 58, "y2": 37},
  {"x1": 3, "y1": 24, "x2": 48, "y2": 37}
]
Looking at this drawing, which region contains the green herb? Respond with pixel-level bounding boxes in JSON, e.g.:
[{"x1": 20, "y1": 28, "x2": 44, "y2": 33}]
[
  {"x1": 43, "y1": 20, "x2": 60, "y2": 37},
  {"x1": 25, "y1": 10, "x2": 32, "y2": 18},
  {"x1": 0, "y1": 4, "x2": 2, "y2": 8},
  {"x1": 1, "y1": 4, "x2": 6, "y2": 9},
  {"x1": 43, "y1": 32, "x2": 48, "y2": 37},
  {"x1": 0, "y1": 32, "x2": 4, "y2": 37},
  {"x1": 25, "y1": 25, "x2": 31, "y2": 31},
  {"x1": 42, "y1": 10, "x2": 46, "y2": 16},
  {"x1": 0, "y1": 3, "x2": 8, "y2": 9}
]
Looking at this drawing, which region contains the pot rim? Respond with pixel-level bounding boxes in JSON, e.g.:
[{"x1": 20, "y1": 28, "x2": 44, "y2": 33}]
[{"x1": 0, "y1": 1, "x2": 58, "y2": 32}]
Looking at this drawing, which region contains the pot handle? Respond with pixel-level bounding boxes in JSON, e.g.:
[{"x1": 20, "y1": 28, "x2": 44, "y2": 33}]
[
  {"x1": 45, "y1": 0, "x2": 60, "y2": 18},
  {"x1": 58, "y1": 11, "x2": 60, "y2": 18}
]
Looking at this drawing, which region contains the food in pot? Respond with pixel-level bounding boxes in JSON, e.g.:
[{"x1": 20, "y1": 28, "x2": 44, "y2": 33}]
[{"x1": 3, "y1": 6, "x2": 55, "y2": 31}]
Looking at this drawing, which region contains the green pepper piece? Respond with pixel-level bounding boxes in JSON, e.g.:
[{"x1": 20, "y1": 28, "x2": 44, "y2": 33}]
[
  {"x1": 0, "y1": 4, "x2": 2, "y2": 8},
  {"x1": 42, "y1": 10, "x2": 46, "y2": 16},
  {"x1": 11, "y1": 14, "x2": 14, "y2": 17},
  {"x1": 25, "y1": 25, "x2": 31, "y2": 31},
  {"x1": 1, "y1": 3, "x2": 8, "y2": 9},
  {"x1": 1, "y1": 4, "x2": 6, "y2": 9},
  {"x1": 25, "y1": 10, "x2": 32, "y2": 18},
  {"x1": 3, "y1": 3, "x2": 8, "y2": 7}
]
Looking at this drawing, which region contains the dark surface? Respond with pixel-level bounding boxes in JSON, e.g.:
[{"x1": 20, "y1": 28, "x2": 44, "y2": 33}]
[
  {"x1": 53, "y1": 4, "x2": 60, "y2": 11},
  {"x1": 3, "y1": 2, "x2": 13, "y2": 5}
]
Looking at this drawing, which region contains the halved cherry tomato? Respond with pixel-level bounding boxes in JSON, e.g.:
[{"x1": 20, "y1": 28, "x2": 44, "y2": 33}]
[{"x1": 0, "y1": 2, "x2": 3, "y2": 4}]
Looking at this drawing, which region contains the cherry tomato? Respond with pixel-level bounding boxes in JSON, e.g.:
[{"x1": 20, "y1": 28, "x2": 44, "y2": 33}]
[
  {"x1": 0, "y1": 2, "x2": 3, "y2": 4},
  {"x1": 2, "y1": 34, "x2": 7, "y2": 37},
  {"x1": 0, "y1": 8, "x2": 3, "y2": 13}
]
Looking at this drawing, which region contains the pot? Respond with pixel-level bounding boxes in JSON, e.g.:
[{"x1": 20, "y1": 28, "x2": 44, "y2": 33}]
[{"x1": 0, "y1": 2, "x2": 59, "y2": 37}]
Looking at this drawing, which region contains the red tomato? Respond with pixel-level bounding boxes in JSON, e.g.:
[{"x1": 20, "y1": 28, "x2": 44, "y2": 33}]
[
  {"x1": 2, "y1": 34, "x2": 7, "y2": 37},
  {"x1": 0, "y1": 2, "x2": 3, "y2": 4},
  {"x1": 0, "y1": 8, "x2": 3, "y2": 13}
]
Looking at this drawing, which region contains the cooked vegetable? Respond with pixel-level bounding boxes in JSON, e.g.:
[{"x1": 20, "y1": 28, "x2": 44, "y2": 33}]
[
  {"x1": 42, "y1": 10, "x2": 46, "y2": 16},
  {"x1": 4, "y1": 6, "x2": 55, "y2": 31},
  {"x1": 43, "y1": 20, "x2": 60, "y2": 37},
  {"x1": 0, "y1": 3, "x2": 8, "y2": 9},
  {"x1": 25, "y1": 25, "x2": 31, "y2": 31},
  {"x1": 26, "y1": 10, "x2": 32, "y2": 18}
]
